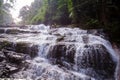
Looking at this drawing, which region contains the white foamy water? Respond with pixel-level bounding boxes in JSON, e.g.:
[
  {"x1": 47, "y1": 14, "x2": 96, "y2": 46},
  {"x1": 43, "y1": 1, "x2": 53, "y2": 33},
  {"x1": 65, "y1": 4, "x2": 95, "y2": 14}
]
[{"x1": 0, "y1": 24, "x2": 118, "y2": 80}]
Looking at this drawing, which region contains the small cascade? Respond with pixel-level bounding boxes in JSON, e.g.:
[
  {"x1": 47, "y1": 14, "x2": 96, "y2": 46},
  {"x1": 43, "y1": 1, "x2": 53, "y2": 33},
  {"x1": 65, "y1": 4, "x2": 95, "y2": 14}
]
[{"x1": 0, "y1": 24, "x2": 118, "y2": 80}]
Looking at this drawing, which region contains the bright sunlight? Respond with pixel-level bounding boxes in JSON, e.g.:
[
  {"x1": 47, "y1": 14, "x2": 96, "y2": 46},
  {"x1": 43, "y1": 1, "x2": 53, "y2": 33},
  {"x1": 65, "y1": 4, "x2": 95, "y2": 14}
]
[{"x1": 10, "y1": 0, "x2": 34, "y2": 23}]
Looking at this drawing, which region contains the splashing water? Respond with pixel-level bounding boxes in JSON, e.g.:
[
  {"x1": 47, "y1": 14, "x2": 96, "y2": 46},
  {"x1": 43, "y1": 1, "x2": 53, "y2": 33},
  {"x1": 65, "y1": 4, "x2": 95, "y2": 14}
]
[{"x1": 0, "y1": 24, "x2": 118, "y2": 80}]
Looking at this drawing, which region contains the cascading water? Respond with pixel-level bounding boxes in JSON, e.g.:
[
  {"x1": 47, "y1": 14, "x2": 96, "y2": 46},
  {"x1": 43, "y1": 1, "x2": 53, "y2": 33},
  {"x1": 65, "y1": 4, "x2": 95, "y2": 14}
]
[{"x1": 0, "y1": 24, "x2": 118, "y2": 80}]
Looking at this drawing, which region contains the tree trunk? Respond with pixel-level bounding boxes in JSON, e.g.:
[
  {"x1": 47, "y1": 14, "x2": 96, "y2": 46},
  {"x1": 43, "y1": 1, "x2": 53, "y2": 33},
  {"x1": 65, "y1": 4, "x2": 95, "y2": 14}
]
[{"x1": 98, "y1": 0, "x2": 108, "y2": 26}]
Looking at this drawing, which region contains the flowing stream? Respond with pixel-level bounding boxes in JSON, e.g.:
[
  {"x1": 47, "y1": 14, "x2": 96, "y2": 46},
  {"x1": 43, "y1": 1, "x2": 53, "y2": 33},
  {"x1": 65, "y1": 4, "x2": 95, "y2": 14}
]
[{"x1": 0, "y1": 24, "x2": 118, "y2": 80}]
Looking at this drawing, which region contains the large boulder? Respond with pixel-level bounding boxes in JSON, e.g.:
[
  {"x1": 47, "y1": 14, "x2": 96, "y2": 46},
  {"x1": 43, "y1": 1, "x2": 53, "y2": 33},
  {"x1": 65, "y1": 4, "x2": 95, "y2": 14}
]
[{"x1": 15, "y1": 42, "x2": 39, "y2": 58}]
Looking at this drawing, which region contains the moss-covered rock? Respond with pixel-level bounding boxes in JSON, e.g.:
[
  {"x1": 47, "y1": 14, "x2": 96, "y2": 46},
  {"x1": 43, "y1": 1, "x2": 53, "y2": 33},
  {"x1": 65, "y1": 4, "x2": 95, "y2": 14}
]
[{"x1": 0, "y1": 40, "x2": 14, "y2": 50}]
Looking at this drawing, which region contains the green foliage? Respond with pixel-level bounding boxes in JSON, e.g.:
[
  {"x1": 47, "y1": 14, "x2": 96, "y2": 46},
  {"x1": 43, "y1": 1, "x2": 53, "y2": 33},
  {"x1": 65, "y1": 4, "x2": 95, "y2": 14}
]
[
  {"x1": 19, "y1": 0, "x2": 48, "y2": 24},
  {"x1": 85, "y1": 19, "x2": 100, "y2": 29},
  {"x1": 18, "y1": 0, "x2": 120, "y2": 42},
  {"x1": 30, "y1": 0, "x2": 48, "y2": 24},
  {"x1": 20, "y1": 0, "x2": 71, "y2": 25},
  {"x1": 0, "y1": 0, "x2": 14, "y2": 25},
  {"x1": 67, "y1": 0, "x2": 74, "y2": 19}
]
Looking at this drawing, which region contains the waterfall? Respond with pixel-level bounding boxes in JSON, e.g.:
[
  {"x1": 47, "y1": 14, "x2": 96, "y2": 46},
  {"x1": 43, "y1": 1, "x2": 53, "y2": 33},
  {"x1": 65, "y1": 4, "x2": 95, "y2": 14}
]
[{"x1": 0, "y1": 24, "x2": 118, "y2": 80}]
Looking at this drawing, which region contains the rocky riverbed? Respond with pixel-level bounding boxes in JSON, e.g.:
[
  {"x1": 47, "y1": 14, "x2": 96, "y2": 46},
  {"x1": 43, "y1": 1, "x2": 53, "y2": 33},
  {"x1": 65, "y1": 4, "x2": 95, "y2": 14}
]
[
  {"x1": 0, "y1": 24, "x2": 119, "y2": 80},
  {"x1": 0, "y1": 49, "x2": 30, "y2": 78}
]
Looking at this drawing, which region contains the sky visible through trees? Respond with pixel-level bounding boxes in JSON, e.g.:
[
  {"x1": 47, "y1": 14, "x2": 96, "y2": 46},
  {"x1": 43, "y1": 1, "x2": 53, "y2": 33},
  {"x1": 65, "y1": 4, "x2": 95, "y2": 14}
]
[{"x1": 10, "y1": 0, "x2": 34, "y2": 22}]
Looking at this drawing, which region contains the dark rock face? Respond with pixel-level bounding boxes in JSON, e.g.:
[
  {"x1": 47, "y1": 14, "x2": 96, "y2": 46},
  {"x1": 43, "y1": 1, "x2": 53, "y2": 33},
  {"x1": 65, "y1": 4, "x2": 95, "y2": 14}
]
[
  {"x1": 48, "y1": 44, "x2": 76, "y2": 68},
  {"x1": 5, "y1": 29, "x2": 19, "y2": 34},
  {"x1": 0, "y1": 41, "x2": 15, "y2": 51},
  {"x1": 0, "y1": 29, "x2": 5, "y2": 33},
  {"x1": 0, "y1": 41, "x2": 39, "y2": 58},
  {"x1": 2, "y1": 49, "x2": 30, "y2": 64},
  {"x1": 77, "y1": 44, "x2": 114, "y2": 68},
  {"x1": 47, "y1": 43, "x2": 116, "y2": 79},
  {"x1": 0, "y1": 51, "x2": 5, "y2": 62},
  {"x1": 76, "y1": 44, "x2": 116, "y2": 79},
  {"x1": 0, "y1": 63, "x2": 10, "y2": 78},
  {"x1": 0, "y1": 49, "x2": 30, "y2": 78},
  {"x1": 15, "y1": 42, "x2": 39, "y2": 58}
]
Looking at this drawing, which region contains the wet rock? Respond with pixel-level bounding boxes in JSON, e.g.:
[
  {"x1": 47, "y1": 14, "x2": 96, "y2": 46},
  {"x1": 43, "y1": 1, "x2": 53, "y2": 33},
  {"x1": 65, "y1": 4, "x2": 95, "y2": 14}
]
[
  {"x1": 0, "y1": 51, "x2": 5, "y2": 62},
  {"x1": 0, "y1": 49, "x2": 31, "y2": 78},
  {"x1": 87, "y1": 29, "x2": 108, "y2": 39},
  {"x1": 5, "y1": 63, "x2": 20, "y2": 74},
  {"x1": 87, "y1": 29, "x2": 104, "y2": 36},
  {"x1": 15, "y1": 42, "x2": 39, "y2": 58},
  {"x1": 0, "y1": 64, "x2": 10, "y2": 78},
  {"x1": 0, "y1": 41, "x2": 15, "y2": 51},
  {"x1": 6, "y1": 65, "x2": 18, "y2": 72},
  {"x1": 30, "y1": 45, "x2": 39, "y2": 58},
  {"x1": 5, "y1": 29, "x2": 19, "y2": 34},
  {"x1": 0, "y1": 62, "x2": 21, "y2": 78},
  {"x1": 2, "y1": 49, "x2": 30, "y2": 64},
  {"x1": 48, "y1": 44, "x2": 76, "y2": 68},
  {"x1": 47, "y1": 43, "x2": 116, "y2": 79},
  {"x1": 56, "y1": 36, "x2": 65, "y2": 42},
  {"x1": 53, "y1": 33, "x2": 61, "y2": 36},
  {"x1": 0, "y1": 29, "x2": 5, "y2": 33},
  {"x1": 82, "y1": 35, "x2": 89, "y2": 44},
  {"x1": 76, "y1": 44, "x2": 116, "y2": 79},
  {"x1": 0, "y1": 34, "x2": 6, "y2": 38}
]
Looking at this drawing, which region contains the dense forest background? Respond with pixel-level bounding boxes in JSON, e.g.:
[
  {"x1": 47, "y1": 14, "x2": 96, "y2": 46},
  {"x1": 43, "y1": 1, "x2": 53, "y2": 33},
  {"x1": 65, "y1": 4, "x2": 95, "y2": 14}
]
[{"x1": 0, "y1": 0, "x2": 120, "y2": 43}]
